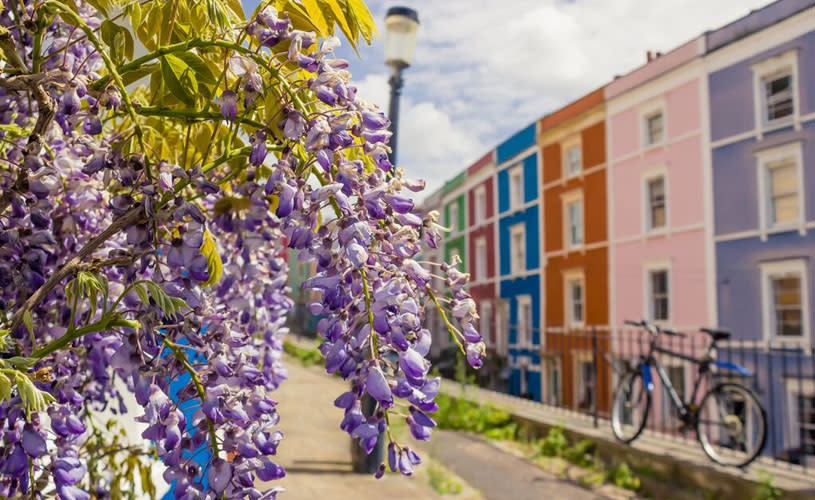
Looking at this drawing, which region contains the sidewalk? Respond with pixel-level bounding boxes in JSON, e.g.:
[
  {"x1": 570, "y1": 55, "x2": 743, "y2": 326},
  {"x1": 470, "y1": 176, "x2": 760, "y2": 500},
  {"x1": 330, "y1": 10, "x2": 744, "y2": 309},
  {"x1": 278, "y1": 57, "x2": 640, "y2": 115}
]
[
  {"x1": 272, "y1": 360, "x2": 443, "y2": 499},
  {"x1": 440, "y1": 379, "x2": 815, "y2": 496}
]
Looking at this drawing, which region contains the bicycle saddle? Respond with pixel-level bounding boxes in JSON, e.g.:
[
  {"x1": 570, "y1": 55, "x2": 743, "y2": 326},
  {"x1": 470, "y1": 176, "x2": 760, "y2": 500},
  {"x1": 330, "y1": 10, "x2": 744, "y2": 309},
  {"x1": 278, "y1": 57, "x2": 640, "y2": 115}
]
[{"x1": 700, "y1": 327, "x2": 731, "y2": 341}]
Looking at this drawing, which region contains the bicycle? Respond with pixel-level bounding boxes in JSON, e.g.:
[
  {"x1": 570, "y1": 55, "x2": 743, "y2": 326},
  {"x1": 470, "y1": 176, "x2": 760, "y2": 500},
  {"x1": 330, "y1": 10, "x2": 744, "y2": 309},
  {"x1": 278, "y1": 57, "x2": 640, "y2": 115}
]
[{"x1": 610, "y1": 320, "x2": 767, "y2": 467}]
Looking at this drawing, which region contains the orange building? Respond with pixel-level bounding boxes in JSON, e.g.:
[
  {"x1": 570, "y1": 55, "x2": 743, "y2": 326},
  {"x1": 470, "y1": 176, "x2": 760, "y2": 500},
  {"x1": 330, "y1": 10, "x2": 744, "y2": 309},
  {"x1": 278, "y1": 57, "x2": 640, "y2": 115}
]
[{"x1": 538, "y1": 88, "x2": 612, "y2": 413}]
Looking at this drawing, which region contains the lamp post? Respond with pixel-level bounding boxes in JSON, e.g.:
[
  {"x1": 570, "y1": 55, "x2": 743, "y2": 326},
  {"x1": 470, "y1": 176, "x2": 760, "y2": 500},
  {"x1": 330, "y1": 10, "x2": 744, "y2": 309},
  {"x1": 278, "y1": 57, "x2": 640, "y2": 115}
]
[
  {"x1": 384, "y1": 6, "x2": 419, "y2": 165},
  {"x1": 349, "y1": 6, "x2": 419, "y2": 475}
]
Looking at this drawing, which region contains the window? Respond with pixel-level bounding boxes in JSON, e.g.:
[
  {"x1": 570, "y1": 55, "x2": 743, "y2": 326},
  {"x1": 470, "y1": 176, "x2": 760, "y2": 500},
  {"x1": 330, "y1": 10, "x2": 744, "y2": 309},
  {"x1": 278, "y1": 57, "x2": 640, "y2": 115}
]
[
  {"x1": 644, "y1": 111, "x2": 664, "y2": 147},
  {"x1": 474, "y1": 186, "x2": 487, "y2": 223},
  {"x1": 517, "y1": 295, "x2": 532, "y2": 347},
  {"x1": 576, "y1": 359, "x2": 595, "y2": 411},
  {"x1": 763, "y1": 72, "x2": 794, "y2": 123},
  {"x1": 475, "y1": 237, "x2": 487, "y2": 281},
  {"x1": 563, "y1": 191, "x2": 584, "y2": 249},
  {"x1": 565, "y1": 273, "x2": 585, "y2": 327},
  {"x1": 565, "y1": 145, "x2": 581, "y2": 177},
  {"x1": 767, "y1": 159, "x2": 798, "y2": 226},
  {"x1": 495, "y1": 300, "x2": 508, "y2": 356},
  {"x1": 648, "y1": 269, "x2": 670, "y2": 322},
  {"x1": 646, "y1": 175, "x2": 667, "y2": 231},
  {"x1": 448, "y1": 202, "x2": 459, "y2": 232},
  {"x1": 544, "y1": 358, "x2": 561, "y2": 406},
  {"x1": 662, "y1": 365, "x2": 686, "y2": 418},
  {"x1": 757, "y1": 142, "x2": 804, "y2": 234},
  {"x1": 509, "y1": 166, "x2": 524, "y2": 209},
  {"x1": 786, "y1": 380, "x2": 815, "y2": 464},
  {"x1": 510, "y1": 224, "x2": 526, "y2": 274},
  {"x1": 480, "y1": 301, "x2": 492, "y2": 347},
  {"x1": 761, "y1": 260, "x2": 810, "y2": 343},
  {"x1": 519, "y1": 363, "x2": 529, "y2": 397},
  {"x1": 752, "y1": 51, "x2": 798, "y2": 128}
]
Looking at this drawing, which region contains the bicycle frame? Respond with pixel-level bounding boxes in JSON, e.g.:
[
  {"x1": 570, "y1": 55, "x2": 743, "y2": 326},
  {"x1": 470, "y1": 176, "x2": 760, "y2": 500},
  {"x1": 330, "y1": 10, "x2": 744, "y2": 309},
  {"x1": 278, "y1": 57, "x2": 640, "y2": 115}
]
[{"x1": 636, "y1": 332, "x2": 753, "y2": 420}]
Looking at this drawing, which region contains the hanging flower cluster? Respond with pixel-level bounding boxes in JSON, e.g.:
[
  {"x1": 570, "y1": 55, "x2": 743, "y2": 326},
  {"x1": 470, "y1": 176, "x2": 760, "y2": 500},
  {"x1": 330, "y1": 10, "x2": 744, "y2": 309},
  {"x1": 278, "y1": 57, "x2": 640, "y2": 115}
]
[{"x1": 0, "y1": 0, "x2": 485, "y2": 498}]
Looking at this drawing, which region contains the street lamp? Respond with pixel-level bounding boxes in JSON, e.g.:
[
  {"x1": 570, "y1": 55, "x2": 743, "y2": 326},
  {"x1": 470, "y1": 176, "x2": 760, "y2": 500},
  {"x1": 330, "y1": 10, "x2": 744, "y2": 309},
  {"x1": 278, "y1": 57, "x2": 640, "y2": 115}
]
[
  {"x1": 350, "y1": 7, "x2": 419, "y2": 475},
  {"x1": 384, "y1": 6, "x2": 419, "y2": 165}
]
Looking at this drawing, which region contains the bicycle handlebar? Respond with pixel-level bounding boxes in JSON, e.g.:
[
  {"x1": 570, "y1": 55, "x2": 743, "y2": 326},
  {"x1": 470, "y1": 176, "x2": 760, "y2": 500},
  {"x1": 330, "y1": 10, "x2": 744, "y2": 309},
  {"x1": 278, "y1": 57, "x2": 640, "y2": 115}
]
[{"x1": 624, "y1": 319, "x2": 686, "y2": 338}]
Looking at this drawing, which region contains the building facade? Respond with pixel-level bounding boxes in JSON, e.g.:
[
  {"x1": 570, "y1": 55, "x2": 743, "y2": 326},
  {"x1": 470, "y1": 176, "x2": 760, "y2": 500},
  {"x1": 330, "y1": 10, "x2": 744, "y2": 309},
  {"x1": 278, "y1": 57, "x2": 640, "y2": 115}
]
[
  {"x1": 705, "y1": 0, "x2": 815, "y2": 463},
  {"x1": 495, "y1": 123, "x2": 543, "y2": 400},
  {"x1": 420, "y1": 187, "x2": 449, "y2": 359},
  {"x1": 539, "y1": 88, "x2": 611, "y2": 412},
  {"x1": 443, "y1": 172, "x2": 467, "y2": 267}
]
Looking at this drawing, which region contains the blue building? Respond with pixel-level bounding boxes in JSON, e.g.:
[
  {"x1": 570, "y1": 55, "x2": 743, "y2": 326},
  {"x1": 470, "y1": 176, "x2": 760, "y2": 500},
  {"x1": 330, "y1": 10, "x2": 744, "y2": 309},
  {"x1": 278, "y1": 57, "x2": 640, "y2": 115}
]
[
  {"x1": 495, "y1": 123, "x2": 543, "y2": 400},
  {"x1": 705, "y1": 0, "x2": 815, "y2": 464}
]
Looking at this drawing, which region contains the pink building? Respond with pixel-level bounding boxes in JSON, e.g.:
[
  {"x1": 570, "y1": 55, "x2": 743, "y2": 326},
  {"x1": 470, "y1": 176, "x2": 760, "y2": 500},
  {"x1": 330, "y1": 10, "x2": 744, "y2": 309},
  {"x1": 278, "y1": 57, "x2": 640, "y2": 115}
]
[{"x1": 606, "y1": 38, "x2": 716, "y2": 419}]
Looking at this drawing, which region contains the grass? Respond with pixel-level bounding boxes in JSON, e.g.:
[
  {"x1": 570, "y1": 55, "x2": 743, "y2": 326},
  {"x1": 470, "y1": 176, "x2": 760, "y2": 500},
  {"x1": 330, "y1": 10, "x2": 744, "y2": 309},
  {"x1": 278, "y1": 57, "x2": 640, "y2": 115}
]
[
  {"x1": 428, "y1": 464, "x2": 464, "y2": 495},
  {"x1": 282, "y1": 339, "x2": 323, "y2": 366}
]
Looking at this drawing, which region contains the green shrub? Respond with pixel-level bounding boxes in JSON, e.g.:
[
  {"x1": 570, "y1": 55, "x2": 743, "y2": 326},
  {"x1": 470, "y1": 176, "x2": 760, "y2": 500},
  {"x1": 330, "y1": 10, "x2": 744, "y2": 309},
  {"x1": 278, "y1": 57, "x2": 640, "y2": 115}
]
[
  {"x1": 563, "y1": 439, "x2": 596, "y2": 468},
  {"x1": 752, "y1": 472, "x2": 782, "y2": 500},
  {"x1": 428, "y1": 464, "x2": 463, "y2": 495},
  {"x1": 607, "y1": 463, "x2": 641, "y2": 491},
  {"x1": 538, "y1": 427, "x2": 569, "y2": 457},
  {"x1": 282, "y1": 340, "x2": 323, "y2": 366},
  {"x1": 433, "y1": 393, "x2": 518, "y2": 439}
]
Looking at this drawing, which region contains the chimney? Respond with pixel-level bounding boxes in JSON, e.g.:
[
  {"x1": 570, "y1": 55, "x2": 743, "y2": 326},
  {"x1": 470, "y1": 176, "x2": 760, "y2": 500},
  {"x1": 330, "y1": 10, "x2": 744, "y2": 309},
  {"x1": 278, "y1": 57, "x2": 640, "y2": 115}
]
[{"x1": 646, "y1": 50, "x2": 653, "y2": 62}]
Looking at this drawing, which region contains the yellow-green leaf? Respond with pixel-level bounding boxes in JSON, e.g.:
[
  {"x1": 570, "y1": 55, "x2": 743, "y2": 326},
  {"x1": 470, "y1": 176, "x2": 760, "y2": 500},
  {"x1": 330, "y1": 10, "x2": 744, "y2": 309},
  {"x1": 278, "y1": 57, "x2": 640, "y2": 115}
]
[
  {"x1": 160, "y1": 54, "x2": 196, "y2": 106},
  {"x1": 200, "y1": 230, "x2": 223, "y2": 288}
]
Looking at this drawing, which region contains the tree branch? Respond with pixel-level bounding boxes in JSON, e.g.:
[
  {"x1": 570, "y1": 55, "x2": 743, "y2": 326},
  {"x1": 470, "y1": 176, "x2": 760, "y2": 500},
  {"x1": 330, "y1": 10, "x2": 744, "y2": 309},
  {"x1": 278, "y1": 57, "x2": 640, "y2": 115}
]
[{"x1": 8, "y1": 207, "x2": 145, "y2": 336}]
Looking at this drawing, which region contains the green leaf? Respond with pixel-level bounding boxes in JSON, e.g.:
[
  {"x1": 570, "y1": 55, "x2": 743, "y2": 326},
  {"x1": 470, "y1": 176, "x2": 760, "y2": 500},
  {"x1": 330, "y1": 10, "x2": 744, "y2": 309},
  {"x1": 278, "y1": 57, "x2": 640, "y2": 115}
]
[
  {"x1": 320, "y1": 0, "x2": 354, "y2": 47},
  {"x1": 0, "y1": 373, "x2": 11, "y2": 402},
  {"x1": 345, "y1": 0, "x2": 377, "y2": 45},
  {"x1": 200, "y1": 230, "x2": 223, "y2": 288},
  {"x1": 15, "y1": 372, "x2": 54, "y2": 412},
  {"x1": 160, "y1": 54, "x2": 196, "y2": 106},
  {"x1": 301, "y1": 0, "x2": 330, "y2": 35},
  {"x1": 22, "y1": 311, "x2": 33, "y2": 337},
  {"x1": 100, "y1": 20, "x2": 134, "y2": 64}
]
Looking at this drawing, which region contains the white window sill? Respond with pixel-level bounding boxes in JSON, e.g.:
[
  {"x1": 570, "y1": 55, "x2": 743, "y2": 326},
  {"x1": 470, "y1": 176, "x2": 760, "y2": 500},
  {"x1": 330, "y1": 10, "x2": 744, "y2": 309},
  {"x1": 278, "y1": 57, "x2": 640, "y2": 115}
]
[
  {"x1": 641, "y1": 141, "x2": 665, "y2": 153},
  {"x1": 761, "y1": 117, "x2": 796, "y2": 133}
]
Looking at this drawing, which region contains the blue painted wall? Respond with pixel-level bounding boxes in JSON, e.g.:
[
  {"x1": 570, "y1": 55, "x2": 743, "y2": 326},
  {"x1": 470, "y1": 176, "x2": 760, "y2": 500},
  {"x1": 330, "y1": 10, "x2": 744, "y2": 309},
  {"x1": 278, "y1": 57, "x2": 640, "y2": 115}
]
[
  {"x1": 498, "y1": 207, "x2": 541, "y2": 275},
  {"x1": 496, "y1": 123, "x2": 536, "y2": 165}
]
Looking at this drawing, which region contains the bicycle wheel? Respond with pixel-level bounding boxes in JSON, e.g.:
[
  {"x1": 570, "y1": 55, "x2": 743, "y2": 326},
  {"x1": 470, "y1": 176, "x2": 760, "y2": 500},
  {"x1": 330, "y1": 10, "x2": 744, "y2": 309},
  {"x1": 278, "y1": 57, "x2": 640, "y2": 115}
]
[
  {"x1": 611, "y1": 370, "x2": 651, "y2": 443},
  {"x1": 696, "y1": 382, "x2": 767, "y2": 467}
]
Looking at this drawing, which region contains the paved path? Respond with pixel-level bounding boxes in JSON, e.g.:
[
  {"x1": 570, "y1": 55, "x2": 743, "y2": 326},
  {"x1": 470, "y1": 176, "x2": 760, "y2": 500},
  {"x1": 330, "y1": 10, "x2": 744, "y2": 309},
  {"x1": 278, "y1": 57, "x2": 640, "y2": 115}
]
[
  {"x1": 273, "y1": 360, "x2": 442, "y2": 499},
  {"x1": 427, "y1": 430, "x2": 611, "y2": 500}
]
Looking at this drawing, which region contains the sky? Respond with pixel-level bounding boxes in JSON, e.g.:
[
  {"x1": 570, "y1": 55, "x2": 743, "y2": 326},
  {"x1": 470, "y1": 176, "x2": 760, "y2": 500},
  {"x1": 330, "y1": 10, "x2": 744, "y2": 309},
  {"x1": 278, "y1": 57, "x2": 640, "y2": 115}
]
[{"x1": 243, "y1": 0, "x2": 773, "y2": 195}]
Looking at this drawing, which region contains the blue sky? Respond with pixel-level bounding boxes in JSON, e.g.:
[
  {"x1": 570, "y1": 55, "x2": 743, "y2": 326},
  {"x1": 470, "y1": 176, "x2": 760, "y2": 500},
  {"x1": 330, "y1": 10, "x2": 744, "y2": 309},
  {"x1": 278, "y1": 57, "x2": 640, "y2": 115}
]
[{"x1": 243, "y1": 0, "x2": 771, "y2": 194}]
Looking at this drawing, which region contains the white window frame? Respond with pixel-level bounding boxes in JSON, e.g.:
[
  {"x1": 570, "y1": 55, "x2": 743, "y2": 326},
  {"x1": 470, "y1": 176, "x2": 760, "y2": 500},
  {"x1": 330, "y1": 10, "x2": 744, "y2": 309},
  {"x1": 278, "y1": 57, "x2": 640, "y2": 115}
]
[
  {"x1": 509, "y1": 223, "x2": 526, "y2": 275},
  {"x1": 517, "y1": 294, "x2": 533, "y2": 348},
  {"x1": 474, "y1": 185, "x2": 487, "y2": 224},
  {"x1": 495, "y1": 299, "x2": 508, "y2": 356},
  {"x1": 760, "y1": 259, "x2": 811, "y2": 345},
  {"x1": 573, "y1": 350, "x2": 595, "y2": 411},
  {"x1": 660, "y1": 361, "x2": 686, "y2": 419},
  {"x1": 785, "y1": 378, "x2": 815, "y2": 465},
  {"x1": 480, "y1": 301, "x2": 492, "y2": 348},
  {"x1": 474, "y1": 236, "x2": 488, "y2": 281},
  {"x1": 644, "y1": 260, "x2": 672, "y2": 325},
  {"x1": 564, "y1": 270, "x2": 585, "y2": 328},
  {"x1": 562, "y1": 136, "x2": 582, "y2": 178},
  {"x1": 509, "y1": 165, "x2": 524, "y2": 210},
  {"x1": 642, "y1": 165, "x2": 668, "y2": 234},
  {"x1": 448, "y1": 201, "x2": 459, "y2": 233},
  {"x1": 562, "y1": 190, "x2": 584, "y2": 250},
  {"x1": 755, "y1": 142, "x2": 805, "y2": 238},
  {"x1": 640, "y1": 101, "x2": 666, "y2": 149},
  {"x1": 543, "y1": 356, "x2": 562, "y2": 406},
  {"x1": 751, "y1": 50, "x2": 799, "y2": 130}
]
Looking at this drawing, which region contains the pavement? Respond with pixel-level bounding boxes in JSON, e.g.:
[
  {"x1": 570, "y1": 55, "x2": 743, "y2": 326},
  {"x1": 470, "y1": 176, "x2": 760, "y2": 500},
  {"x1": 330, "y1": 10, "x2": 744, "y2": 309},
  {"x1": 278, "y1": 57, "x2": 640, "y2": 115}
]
[
  {"x1": 273, "y1": 353, "x2": 623, "y2": 500},
  {"x1": 427, "y1": 430, "x2": 618, "y2": 500},
  {"x1": 273, "y1": 359, "x2": 443, "y2": 499}
]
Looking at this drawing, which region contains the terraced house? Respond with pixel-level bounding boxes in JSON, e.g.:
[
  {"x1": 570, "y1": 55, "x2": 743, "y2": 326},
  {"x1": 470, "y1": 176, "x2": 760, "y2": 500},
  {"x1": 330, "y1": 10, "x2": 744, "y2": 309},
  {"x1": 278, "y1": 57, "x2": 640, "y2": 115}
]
[
  {"x1": 464, "y1": 152, "x2": 506, "y2": 388},
  {"x1": 495, "y1": 123, "x2": 543, "y2": 400},
  {"x1": 539, "y1": 88, "x2": 611, "y2": 412},
  {"x1": 443, "y1": 172, "x2": 467, "y2": 268},
  {"x1": 704, "y1": 0, "x2": 815, "y2": 463}
]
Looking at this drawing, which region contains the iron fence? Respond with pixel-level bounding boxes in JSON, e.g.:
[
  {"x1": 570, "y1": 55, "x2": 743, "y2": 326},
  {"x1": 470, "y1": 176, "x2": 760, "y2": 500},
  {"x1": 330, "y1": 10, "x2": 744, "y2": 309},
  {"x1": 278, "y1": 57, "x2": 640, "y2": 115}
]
[{"x1": 497, "y1": 325, "x2": 815, "y2": 471}]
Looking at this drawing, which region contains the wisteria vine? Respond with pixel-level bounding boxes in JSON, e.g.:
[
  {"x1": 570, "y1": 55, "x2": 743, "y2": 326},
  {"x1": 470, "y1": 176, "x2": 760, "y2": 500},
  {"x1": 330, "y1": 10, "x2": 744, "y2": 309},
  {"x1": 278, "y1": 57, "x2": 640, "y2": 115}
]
[{"x1": 0, "y1": 0, "x2": 485, "y2": 498}]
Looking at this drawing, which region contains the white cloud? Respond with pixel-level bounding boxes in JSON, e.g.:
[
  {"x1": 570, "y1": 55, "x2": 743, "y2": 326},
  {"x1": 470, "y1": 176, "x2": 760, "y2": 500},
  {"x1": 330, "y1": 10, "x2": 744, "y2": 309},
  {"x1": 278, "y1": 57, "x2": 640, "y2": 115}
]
[
  {"x1": 355, "y1": 73, "x2": 483, "y2": 193},
  {"x1": 337, "y1": 0, "x2": 773, "y2": 198}
]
